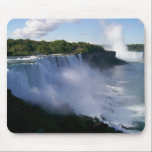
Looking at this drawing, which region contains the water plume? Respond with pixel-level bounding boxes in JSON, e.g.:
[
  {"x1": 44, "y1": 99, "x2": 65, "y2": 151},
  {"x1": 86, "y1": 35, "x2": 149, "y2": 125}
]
[{"x1": 100, "y1": 21, "x2": 144, "y2": 62}]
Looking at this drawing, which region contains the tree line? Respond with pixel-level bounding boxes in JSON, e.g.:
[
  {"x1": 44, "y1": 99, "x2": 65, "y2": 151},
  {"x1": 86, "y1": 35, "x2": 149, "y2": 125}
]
[
  {"x1": 7, "y1": 39, "x2": 144, "y2": 56},
  {"x1": 127, "y1": 44, "x2": 144, "y2": 51},
  {"x1": 7, "y1": 39, "x2": 106, "y2": 56}
]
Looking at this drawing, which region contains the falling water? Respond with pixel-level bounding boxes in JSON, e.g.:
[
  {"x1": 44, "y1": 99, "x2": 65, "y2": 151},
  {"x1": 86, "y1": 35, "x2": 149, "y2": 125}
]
[{"x1": 7, "y1": 54, "x2": 144, "y2": 133}]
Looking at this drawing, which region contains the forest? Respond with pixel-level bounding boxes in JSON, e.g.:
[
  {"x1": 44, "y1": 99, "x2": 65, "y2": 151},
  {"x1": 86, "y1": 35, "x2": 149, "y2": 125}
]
[
  {"x1": 7, "y1": 39, "x2": 106, "y2": 56},
  {"x1": 7, "y1": 39, "x2": 144, "y2": 56}
]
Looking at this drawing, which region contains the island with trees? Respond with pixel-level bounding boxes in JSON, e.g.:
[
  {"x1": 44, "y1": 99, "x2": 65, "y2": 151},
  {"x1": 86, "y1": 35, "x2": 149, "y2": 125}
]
[
  {"x1": 7, "y1": 39, "x2": 144, "y2": 56},
  {"x1": 7, "y1": 39, "x2": 107, "y2": 56},
  {"x1": 7, "y1": 39, "x2": 127, "y2": 68}
]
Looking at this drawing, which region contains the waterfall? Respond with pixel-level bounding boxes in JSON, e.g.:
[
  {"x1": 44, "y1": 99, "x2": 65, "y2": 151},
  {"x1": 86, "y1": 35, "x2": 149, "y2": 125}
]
[
  {"x1": 7, "y1": 55, "x2": 82, "y2": 111},
  {"x1": 7, "y1": 54, "x2": 144, "y2": 133}
]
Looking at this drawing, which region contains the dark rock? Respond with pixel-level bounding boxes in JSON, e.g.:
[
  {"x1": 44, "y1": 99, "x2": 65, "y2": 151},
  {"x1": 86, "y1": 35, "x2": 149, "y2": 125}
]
[
  {"x1": 82, "y1": 51, "x2": 126, "y2": 69},
  {"x1": 7, "y1": 89, "x2": 121, "y2": 133}
]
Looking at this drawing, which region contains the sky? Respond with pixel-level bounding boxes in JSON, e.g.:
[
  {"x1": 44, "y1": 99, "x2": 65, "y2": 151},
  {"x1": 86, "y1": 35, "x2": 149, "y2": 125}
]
[{"x1": 7, "y1": 19, "x2": 144, "y2": 44}]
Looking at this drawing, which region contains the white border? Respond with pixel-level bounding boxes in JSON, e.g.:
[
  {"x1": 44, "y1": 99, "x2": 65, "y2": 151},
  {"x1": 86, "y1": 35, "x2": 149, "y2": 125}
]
[{"x1": 0, "y1": 0, "x2": 151, "y2": 151}]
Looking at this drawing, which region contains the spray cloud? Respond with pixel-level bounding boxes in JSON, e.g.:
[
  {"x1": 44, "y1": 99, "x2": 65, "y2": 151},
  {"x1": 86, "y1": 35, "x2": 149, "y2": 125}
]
[{"x1": 100, "y1": 21, "x2": 143, "y2": 62}]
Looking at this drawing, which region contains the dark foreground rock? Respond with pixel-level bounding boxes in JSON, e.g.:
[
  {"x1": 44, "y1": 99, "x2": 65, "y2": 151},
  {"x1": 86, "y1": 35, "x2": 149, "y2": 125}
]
[
  {"x1": 7, "y1": 90, "x2": 121, "y2": 133},
  {"x1": 82, "y1": 51, "x2": 126, "y2": 69}
]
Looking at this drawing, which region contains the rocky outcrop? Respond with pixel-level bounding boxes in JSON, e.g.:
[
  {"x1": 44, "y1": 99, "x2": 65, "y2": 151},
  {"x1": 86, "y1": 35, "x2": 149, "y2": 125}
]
[{"x1": 82, "y1": 51, "x2": 126, "y2": 69}]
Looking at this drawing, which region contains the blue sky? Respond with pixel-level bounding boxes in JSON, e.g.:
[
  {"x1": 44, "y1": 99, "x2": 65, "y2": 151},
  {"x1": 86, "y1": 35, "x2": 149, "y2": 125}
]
[{"x1": 7, "y1": 19, "x2": 144, "y2": 44}]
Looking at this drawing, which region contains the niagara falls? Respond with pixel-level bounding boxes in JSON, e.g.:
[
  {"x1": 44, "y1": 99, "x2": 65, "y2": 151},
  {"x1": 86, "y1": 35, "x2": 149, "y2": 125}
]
[{"x1": 7, "y1": 19, "x2": 144, "y2": 133}]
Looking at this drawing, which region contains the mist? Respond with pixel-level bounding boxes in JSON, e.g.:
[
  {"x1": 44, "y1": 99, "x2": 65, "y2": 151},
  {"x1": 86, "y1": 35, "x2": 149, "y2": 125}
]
[{"x1": 100, "y1": 21, "x2": 144, "y2": 62}]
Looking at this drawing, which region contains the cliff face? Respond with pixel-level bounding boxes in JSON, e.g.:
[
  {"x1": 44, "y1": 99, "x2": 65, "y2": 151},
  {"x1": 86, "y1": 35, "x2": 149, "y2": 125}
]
[
  {"x1": 82, "y1": 51, "x2": 126, "y2": 69},
  {"x1": 7, "y1": 90, "x2": 120, "y2": 133}
]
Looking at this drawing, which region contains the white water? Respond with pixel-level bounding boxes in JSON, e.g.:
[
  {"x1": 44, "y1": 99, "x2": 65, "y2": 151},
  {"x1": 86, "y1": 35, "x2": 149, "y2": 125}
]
[{"x1": 7, "y1": 54, "x2": 144, "y2": 133}]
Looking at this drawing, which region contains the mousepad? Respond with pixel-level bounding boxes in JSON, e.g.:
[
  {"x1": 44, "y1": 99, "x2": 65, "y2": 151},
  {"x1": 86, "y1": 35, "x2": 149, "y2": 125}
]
[{"x1": 7, "y1": 19, "x2": 144, "y2": 133}]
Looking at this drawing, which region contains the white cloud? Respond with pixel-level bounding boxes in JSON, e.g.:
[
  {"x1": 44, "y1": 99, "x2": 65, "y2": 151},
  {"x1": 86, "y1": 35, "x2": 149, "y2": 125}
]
[{"x1": 12, "y1": 19, "x2": 77, "y2": 39}]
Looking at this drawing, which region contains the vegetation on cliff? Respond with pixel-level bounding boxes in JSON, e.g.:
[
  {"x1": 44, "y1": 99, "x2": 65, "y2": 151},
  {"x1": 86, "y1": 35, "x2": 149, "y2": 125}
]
[{"x1": 7, "y1": 39, "x2": 107, "y2": 56}]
